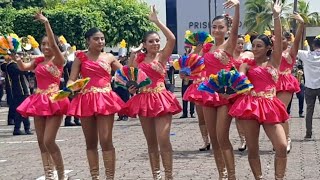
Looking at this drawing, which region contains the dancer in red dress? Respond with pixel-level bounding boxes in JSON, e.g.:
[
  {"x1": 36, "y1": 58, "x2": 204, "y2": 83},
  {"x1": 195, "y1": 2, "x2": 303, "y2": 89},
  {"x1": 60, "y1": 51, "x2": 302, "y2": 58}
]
[
  {"x1": 197, "y1": 0, "x2": 240, "y2": 179},
  {"x1": 229, "y1": 1, "x2": 288, "y2": 179},
  {"x1": 125, "y1": 6, "x2": 181, "y2": 180},
  {"x1": 180, "y1": 45, "x2": 210, "y2": 151},
  {"x1": 233, "y1": 35, "x2": 254, "y2": 152},
  {"x1": 182, "y1": 70, "x2": 210, "y2": 151},
  {"x1": 276, "y1": 13, "x2": 304, "y2": 153},
  {"x1": 67, "y1": 28, "x2": 124, "y2": 180},
  {"x1": 16, "y1": 11, "x2": 69, "y2": 180}
]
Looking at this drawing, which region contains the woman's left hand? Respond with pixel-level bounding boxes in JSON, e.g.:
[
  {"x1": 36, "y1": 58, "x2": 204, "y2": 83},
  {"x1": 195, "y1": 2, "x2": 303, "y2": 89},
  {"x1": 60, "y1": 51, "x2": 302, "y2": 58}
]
[
  {"x1": 148, "y1": 5, "x2": 159, "y2": 23},
  {"x1": 223, "y1": 0, "x2": 239, "y2": 9},
  {"x1": 273, "y1": 0, "x2": 282, "y2": 16}
]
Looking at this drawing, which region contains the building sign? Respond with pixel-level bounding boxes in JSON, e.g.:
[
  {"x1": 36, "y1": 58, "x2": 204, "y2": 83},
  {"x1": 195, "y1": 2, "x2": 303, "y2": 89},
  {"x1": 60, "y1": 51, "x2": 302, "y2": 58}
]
[{"x1": 176, "y1": 0, "x2": 246, "y2": 54}]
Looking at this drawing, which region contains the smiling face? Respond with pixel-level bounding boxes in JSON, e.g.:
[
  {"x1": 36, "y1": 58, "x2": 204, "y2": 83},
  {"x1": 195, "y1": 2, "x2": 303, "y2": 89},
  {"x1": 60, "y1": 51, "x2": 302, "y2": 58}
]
[
  {"x1": 40, "y1": 36, "x2": 53, "y2": 57},
  {"x1": 143, "y1": 33, "x2": 161, "y2": 54},
  {"x1": 211, "y1": 19, "x2": 228, "y2": 40},
  {"x1": 252, "y1": 38, "x2": 271, "y2": 59},
  {"x1": 282, "y1": 36, "x2": 291, "y2": 51},
  {"x1": 236, "y1": 37, "x2": 244, "y2": 53},
  {"x1": 87, "y1": 31, "x2": 105, "y2": 52}
]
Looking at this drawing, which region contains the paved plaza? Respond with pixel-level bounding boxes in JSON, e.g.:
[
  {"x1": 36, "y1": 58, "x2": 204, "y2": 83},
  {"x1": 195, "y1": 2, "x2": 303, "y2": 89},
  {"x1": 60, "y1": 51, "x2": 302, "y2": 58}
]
[{"x1": 1, "y1": 85, "x2": 320, "y2": 179}]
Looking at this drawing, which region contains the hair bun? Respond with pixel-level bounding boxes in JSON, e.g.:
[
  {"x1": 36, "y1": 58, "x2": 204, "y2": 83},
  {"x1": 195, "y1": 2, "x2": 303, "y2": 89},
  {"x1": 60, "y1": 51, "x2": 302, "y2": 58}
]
[{"x1": 223, "y1": 14, "x2": 233, "y2": 28}]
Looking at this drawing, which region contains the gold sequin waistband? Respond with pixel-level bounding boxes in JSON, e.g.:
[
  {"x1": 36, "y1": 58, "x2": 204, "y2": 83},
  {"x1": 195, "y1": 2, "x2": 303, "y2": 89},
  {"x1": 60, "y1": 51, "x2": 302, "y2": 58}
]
[
  {"x1": 193, "y1": 77, "x2": 207, "y2": 84},
  {"x1": 279, "y1": 68, "x2": 292, "y2": 75},
  {"x1": 80, "y1": 84, "x2": 112, "y2": 94},
  {"x1": 250, "y1": 88, "x2": 276, "y2": 99},
  {"x1": 35, "y1": 84, "x2": 59, "y2": 95},
  {"x1": 139, "y1": 82, "x2": 166, "y2": 93}
]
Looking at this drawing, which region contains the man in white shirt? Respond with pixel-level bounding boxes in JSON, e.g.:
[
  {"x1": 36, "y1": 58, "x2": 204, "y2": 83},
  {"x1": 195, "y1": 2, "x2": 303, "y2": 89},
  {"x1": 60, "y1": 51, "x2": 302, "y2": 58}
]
[{"x1": 297, "y1": 36, "x2": 320, "y2": 139}]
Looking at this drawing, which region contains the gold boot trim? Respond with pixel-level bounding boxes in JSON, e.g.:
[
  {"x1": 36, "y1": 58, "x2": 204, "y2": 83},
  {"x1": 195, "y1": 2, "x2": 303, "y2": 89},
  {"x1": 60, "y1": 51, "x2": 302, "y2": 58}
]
[
  {"x1": 87, "y1": 149, "x2": 100, "y2": 180},
  {"x1": 160, "y1": 151, "x2": 173, "y2": 180},
  {"x1": 102, "y1": 149, "x2": 116, "y2": 180},
  {"x1": 248, "y1": 158, "x2": 263, "y2": 180}
]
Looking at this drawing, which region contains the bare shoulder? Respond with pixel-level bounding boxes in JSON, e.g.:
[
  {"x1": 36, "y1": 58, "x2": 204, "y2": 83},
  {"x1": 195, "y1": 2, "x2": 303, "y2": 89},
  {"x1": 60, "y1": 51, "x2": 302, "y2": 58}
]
[
  {"x1": 101, "y1": 52, "x2": 117, "y2": 62},
  {"x1": 241, "y1": 51, "x2": 254, "y2": 59}
]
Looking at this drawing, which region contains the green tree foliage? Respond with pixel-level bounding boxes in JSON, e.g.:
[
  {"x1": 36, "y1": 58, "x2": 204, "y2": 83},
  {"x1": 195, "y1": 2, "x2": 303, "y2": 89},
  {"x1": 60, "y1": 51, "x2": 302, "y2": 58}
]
[
  {"x1": 0, "y1": 7, "x2": 15, "y2": 33},
  {"x1": 243, "y1": 0, "x2": 302, "y2": 33},
  {"x1": 13, "y1": 7, "x2": 106, "y2": 49},
  {"x1": 295, "y1": 0, "x2": 320, "y2": 26},
  {"x1": 0, "y1": 0, "x2": 156, "y2": 49}
]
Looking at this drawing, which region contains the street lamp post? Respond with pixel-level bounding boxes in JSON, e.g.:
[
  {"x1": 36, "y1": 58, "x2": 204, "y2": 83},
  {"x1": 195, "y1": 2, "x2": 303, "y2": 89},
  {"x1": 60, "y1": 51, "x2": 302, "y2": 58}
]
[
  {"x1": 292, "y1": 0, "x2": 298, "y2": 34},
  {"x1": 209, "y1": 0, "x2": 212, "y2": 32}
]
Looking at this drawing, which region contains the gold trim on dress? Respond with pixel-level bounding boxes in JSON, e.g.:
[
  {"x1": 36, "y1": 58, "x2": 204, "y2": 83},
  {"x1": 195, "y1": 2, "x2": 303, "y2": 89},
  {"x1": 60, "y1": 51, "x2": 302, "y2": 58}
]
[
  {"x1": 279, "y1": 68, "x2": 292, "y2": 75},
  {"x1": 35, "y1": 83, "x2": 59, "y2": 95},
  {"x1": 193, "y1": 77, "x2": 206, "y2": 84},
  {"x1": 250, "y1": 88, "x2": 276, "y2": 99},
  {"x1": 140, "y1": 82, "x2": 166, "y2": 93},
  {"x1": 80, "y1": 84, "x2": 112, "y2": 94},
  {"x1": 45, "y1": 64, "x2": 61, "y2": 78}
]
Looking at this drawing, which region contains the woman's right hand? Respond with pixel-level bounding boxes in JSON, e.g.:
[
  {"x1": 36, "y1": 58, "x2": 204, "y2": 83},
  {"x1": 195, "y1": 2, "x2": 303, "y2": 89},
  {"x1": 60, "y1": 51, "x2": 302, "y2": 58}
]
[
  {"x1": 34, "y1": 10, "x2": 48, "y2": 24},
  {"x1": 128, "y1": 85, "x2": 138, "y2": 95}
]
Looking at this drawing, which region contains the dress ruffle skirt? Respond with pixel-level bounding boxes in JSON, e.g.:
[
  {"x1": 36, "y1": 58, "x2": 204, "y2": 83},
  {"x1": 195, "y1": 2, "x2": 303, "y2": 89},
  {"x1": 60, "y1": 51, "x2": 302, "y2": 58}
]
[
  {"x1": 122, "y1": 90, "x2": 182, "y2": 118},
  {"x1": 17, "y1": 94, "x2": 69, "y2": 117},
  {"x1": 229, "y1": 94, "x2": 289, "y2": 124},
  {"x1": 183, "y1": 83, "x2": 204, "y2": 105},
  {"x1": 276, "y1": 74, "x2": 300, "y2": 93},
  {"x1": 200, "y1": 91, "x2": 229, "y2": 107},
  {"x1": 68, "y1": 91, "x2": 125, "y2": 118}
]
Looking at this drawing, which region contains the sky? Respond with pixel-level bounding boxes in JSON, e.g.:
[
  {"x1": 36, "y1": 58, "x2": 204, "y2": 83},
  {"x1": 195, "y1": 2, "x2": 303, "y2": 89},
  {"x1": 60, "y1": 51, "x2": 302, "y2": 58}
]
[{"x1": 287, "y1": 0, "x2": 320, "y2": 13}]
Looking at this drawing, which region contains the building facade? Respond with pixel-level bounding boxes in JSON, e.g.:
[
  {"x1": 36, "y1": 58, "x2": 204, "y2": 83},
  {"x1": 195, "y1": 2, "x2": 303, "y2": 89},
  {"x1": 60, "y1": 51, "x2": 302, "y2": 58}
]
[{"x1": 144, "y1": 0, "x2": 320, "y2": 54}]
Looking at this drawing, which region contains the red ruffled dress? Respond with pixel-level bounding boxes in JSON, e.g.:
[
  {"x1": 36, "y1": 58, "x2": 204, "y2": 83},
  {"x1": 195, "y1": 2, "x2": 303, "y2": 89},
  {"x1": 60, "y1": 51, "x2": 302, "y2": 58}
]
[
  {"x1": 68, "y1": 52, "x2": 125, "y2": 118},
  {"x1": 276, "y1": 52, "x2": 300, "y2": 93},
  {"x1": 201, "y1": 45, "x2": 235, "y2": 107},
  {"x1": 122, "y1": 53, "x2": 182, "y2": 118},
  {"x1": 17, "y1": 57, "x2": 69, "y2": 117},
  {"x1": 229, "y1": 60, "x2": 289, "y2": 124},
  {"x1": 182, "y1": 71, "x2": 207, "y2": 105}
]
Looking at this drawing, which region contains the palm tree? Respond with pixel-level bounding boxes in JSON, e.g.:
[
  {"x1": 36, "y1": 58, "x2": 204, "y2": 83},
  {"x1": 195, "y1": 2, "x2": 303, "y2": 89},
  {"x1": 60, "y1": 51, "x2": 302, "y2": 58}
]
[
  {"x1": 244, "y1": 0, "x2": 273, "y2": 33},
  {"x1": 293, "y1": 0, "x2": 320, "y2": 47},
  {"x1": 244, "y1": 0, "x2": 297, "y2": 33},
  {"x1": 295, "y1": 0, "x2": 320, "y2": 26}
]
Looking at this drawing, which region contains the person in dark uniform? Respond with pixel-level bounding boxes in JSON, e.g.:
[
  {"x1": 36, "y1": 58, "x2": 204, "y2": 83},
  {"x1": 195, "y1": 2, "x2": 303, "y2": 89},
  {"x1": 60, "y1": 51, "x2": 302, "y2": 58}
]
[
  {"x1": 180, "y1": 76, "x2": 195, "y2": 118},
  {"x1": 63, "y1": 59, "x2": 81, "y2": 126},
  {"x1": 7, "y1": 60, "x2": 33, "y2": 135},
  {"x1": 0, "y1": 61, "x2": 15, "y2": 125},
  {"x1": 114, "y1": 48, "x2": 130, "y2": 121}
]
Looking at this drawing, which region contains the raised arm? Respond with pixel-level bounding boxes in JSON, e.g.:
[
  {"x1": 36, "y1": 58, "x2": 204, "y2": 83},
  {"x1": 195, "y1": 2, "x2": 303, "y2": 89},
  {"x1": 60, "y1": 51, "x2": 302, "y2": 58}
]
[
  {"x1": 290, "y1": 13, "x2": 305, "y2": 58},
  {"x1": 270, "y1": 0, "x2": 282, "y2": 68},
  {"x1": 149, "y1": 5, "x2": 176, "y2": 65},
  {"x1": 223, "y1": 0, "x2": 240, "y2": 55},
  {"x1": 34, "y1": 11, "x2": 65, "y2": 67}
]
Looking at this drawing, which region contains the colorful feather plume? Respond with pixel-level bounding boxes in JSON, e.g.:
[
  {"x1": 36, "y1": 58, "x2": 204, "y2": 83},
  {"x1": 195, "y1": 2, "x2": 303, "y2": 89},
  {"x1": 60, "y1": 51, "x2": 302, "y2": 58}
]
[
  {"x1": 50, "y1": 77, "x2": 91, "y2": 101},
  {"x1": 0, "y1": 35, "x2": 21, "y2": 55},
  {"x1": 114, "y1": 66, "x2": 151, "y2": 89},
  {"x1": 185, "y1": 31, "x2": 214, "y2": 46},
  {"x1": 198, "y1": 68, "x2": 253, "y2": 95},
  {"x1": 173, "y1": 54, "x2": 205, "y2": 77}
]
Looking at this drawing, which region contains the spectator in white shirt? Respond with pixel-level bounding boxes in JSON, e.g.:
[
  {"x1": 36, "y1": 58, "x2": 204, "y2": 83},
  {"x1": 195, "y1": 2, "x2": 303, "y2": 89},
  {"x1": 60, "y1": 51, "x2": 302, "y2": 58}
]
[{"x1": 297, "y1": 35, "x2": 320, "y2": 139}]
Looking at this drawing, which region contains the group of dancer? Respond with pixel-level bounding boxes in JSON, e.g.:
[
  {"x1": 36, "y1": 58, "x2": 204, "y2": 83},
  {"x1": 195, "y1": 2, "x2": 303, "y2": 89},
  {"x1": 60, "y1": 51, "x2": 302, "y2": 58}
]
[
  {"x1": 181, "y1": 0, "x2": 305, "y2": 179},
  {"x1": 9, "y1": 0, "x2": 307, "y2": 179}
]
